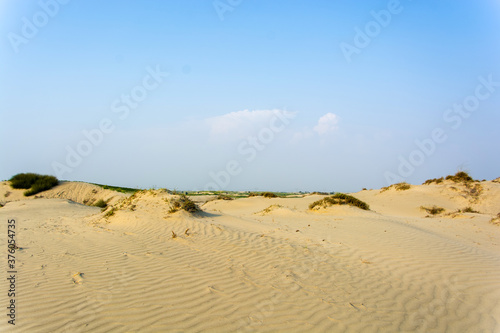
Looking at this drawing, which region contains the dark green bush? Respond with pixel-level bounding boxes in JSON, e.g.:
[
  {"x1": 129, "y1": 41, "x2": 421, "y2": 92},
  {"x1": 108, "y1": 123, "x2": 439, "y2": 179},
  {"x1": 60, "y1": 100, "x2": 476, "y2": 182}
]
[
  {"x1": 262, "y1": 192, "x2": 278, "y2": 198},
  {"x1": 94, "y1": 199, "x2": 107, "y2": 208},
  {"x1": 309, "y1": 193, "x2": 370, "y2": 211},
  {"x1": 10, "y1": 173, "x2": 43, "y2": 189},
  {"x1": 10, "y1": 173, "x2": 59, "y2": 196},
  {"x1": 23, "y1": 176, "x2": 59, "y2": 196}
]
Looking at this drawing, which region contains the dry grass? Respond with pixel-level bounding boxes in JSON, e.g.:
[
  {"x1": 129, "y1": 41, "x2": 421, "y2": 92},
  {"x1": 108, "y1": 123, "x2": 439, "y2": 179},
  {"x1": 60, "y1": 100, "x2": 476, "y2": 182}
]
[
  {"x1": 423, "y1": 177, "x2": 444, "y2": 185},
  {"x1": 104, "y1": 207, "x2": 116, "y2": 218},
  {"x1": 446, "y1": 171, "x2": 474, "y2": 183},
  {"x1": 394, "y1": 182, "x2": 411, "y2": 191},
  {"x1": 380, "y1": 182, "x2": 411, "y2": 192},
  {"x1": 490, "y1": 213, "x2": 500, "y2": 226},
  {"x1": 168, "y1": 195, "x2": 200, "y2": 213},
  {"x1": 460, "y1": 207, "x2": 480, "y2": 213},
  {"x1": 420, "y1": 205, "x2": 445, "y2": 215},
  {"x1": 463, "y1": 183, "x2": 483, "y2": 203},
  {"x1": 258, "y1": 204, "x2": 283, "y2": 215}
]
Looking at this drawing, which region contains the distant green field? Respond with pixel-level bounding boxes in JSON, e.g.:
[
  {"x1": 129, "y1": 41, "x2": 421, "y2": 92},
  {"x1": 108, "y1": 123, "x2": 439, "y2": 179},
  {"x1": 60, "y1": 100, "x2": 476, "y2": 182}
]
[{"x1": 90, "y1": 183, "x2": 140, "y2": 194}]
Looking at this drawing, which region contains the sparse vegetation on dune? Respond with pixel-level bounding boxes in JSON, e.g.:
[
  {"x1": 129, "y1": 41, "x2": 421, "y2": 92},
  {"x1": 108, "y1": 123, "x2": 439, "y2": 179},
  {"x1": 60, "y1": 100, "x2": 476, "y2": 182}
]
[
  {"x1": 104, "y1": 207, "x2": 116, "y2": 218},
  {"x1": 380, "y1": 182, "x2": 411, "y2": 192},
  {"x1": 423, "y1": 177, "x2": 444, "y2": 185},
  {"x1": 91, "y1": 183, "x2": 140, "y2": 194},
  {"x1": 420, "y1": 205, "x2": 445, "y2": 215},
  {"x1": 309, "y1": 193, "x2": 370, "y2": 211},
  {"x1": 424, "y1": 171, "x2": 478, "y2": 185},
  {"x1": 490, "y1": 213, "x2": 500, "y2": 226},
  {"x1": 9, "y1": 173, "x2": 59, "y2": 196},
  {"x1": 168, "y1": 195, "x2": 200, "y2": 213},
  {"x1": 258, "y1": 204, "x2": 284, "y2": 215},
  {"x1": 460, "y1": 207, "x2": 480, "y2": 213},
  {"x1": 394, "y1": 182, "x2": 411, "y2": 191},
  {"x1": 445, "y1": 171, "x2": 475, "y2": 183},
  {"x1": 216, "y1": 194, "x2": 234, "y2": 201}
]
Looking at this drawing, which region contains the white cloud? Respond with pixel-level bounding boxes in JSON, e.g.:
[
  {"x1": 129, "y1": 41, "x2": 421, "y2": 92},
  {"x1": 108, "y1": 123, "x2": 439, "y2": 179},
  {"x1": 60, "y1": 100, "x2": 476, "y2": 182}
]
[
  {"x1": 313, "y1": 113, "x2": 339, "y2": 135},
  {"x1": 206, "y1": 109, "x2": 295, "y2": 139}
]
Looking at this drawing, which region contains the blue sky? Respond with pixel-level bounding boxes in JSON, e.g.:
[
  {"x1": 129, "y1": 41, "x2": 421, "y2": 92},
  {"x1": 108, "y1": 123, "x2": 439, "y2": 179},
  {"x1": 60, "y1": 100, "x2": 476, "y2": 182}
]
[{"x1": 1, "y1": 0, "x2": 499, "y2": 192}]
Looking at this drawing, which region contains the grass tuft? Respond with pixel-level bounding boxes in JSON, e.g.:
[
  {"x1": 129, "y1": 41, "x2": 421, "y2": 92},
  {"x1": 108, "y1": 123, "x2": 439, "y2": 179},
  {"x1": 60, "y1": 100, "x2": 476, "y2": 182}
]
[
  {"x1": 423, "y1": 177, "x2": 444, "y2": 185},
  {"x1": 309, "y1": 193, "x2": 370, "y2": 211},
  {"x1": 460, "y1": 207, "x2": 480, "y2": 213},
  {"x1": 168, "y1": 195, "x2": 200, "y2": 213},
  {"x1": 394, "y1": 182, "x2": 411, "y2": 191},
  {"x1": 259, "y1": 204, "x2": 283, "y2": 214},
  {"x1": 420, "y1": 205, "x2": 445, "y2": 215},
  {"x1": 445, "y1": 171, "x2": 474, "y2": 183},
  {"x1": 490, "y1": 213, "x2": 500, "y2": 226},
  {"x1": 104, "y1": 207, "x2": 116, "y2": 218}
]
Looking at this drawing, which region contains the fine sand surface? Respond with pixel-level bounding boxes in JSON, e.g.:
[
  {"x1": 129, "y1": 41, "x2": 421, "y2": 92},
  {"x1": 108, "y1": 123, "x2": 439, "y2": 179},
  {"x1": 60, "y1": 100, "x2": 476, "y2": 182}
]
[{"x1": 1, "y1": 181, "x2": 499, "y2": 332}]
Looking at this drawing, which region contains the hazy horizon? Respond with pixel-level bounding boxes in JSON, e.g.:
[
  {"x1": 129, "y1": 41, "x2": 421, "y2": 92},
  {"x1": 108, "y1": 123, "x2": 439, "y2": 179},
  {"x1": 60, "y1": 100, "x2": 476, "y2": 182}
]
[{"x1": 1, "y1": 1, "x2": 499, "y2": 193}]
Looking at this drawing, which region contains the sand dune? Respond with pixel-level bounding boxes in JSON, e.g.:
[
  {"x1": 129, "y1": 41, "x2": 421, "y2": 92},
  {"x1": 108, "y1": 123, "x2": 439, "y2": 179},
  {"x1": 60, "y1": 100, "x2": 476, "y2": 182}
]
[{"x1": 0, "y1": 180, "x2": 499, "y2": 332}]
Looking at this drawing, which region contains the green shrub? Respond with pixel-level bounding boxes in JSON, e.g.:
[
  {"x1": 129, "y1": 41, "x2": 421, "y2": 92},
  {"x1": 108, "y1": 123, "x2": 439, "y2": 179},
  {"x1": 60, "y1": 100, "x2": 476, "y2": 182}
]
[
  {"x1": 262, "y1": 192, "x2": 278, "y2": 198},
  {"x1": 10, "y1": 173, "x2": 42, "y2": 189},
  {"x1": 23, "y1": 176, "x2": 59, "y2": 196},
  {"x1": 10, "y1": 173, "x2": 59, "y2": 196},
  {"x1": 94, "y1": 199, "x2": 107, "y2": 208},
  {"x1": 309, "y1": 193, "x2": 370, "y2": 211}
]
